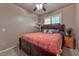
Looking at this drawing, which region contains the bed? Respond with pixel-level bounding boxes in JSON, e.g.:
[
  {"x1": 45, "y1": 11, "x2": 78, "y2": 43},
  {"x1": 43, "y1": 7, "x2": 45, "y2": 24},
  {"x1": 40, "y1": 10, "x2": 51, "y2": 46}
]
[{"x1": 19, "y1": 24, "x2": 65, "y2": 56}]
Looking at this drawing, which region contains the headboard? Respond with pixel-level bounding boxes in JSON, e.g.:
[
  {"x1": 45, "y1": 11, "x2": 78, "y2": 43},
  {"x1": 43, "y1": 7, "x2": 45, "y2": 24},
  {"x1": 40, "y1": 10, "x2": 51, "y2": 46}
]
[{"x1": 41, "y1": 24, "x2": 65, "y2": 31}]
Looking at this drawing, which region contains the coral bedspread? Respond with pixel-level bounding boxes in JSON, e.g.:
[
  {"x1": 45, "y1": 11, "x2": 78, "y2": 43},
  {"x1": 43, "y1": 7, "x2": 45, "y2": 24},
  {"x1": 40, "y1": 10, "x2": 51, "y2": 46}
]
[{"x1": 21, "y1": 32, "x2": 62, "y2": 55}]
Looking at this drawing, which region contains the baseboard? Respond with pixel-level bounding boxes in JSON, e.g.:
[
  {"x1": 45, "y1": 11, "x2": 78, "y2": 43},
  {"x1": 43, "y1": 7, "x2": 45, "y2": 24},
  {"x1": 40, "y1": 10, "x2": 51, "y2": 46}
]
[{"x1": 0, "y1": 46, "x2": 16, "y2": 53}]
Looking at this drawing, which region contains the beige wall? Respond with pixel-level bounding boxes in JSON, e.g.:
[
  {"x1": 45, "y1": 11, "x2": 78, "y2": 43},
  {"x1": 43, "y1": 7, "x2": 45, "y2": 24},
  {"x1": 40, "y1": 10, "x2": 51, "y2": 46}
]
[
  {"x1": 75, "y1": 4, "x2": 79, "y2": 50},
  {"x1": 39, "y1": 4, "x2": 76, "y2": 29},
  {"x1": 0, "y1": 4, "x2": 38, "y2": 51}
]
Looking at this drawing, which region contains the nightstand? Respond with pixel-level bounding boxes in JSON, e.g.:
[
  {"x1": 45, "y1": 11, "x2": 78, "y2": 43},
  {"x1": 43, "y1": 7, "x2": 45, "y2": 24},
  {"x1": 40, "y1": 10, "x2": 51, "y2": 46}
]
[{"x1": 64, "y1": 35, "x2": 75, "y2": 49}]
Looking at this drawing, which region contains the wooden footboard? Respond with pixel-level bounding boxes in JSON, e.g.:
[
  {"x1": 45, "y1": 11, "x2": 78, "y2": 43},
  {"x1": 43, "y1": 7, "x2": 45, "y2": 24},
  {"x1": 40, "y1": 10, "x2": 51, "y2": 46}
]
[{"x1": 19, "y1": 38, "x2": 57, "y2": 56}]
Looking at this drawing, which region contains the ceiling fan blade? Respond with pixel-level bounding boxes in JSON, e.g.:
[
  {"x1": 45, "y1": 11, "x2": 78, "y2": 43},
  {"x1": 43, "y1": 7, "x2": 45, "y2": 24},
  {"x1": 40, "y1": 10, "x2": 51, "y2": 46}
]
[
  {"x1": 43, "y1": 6, "x2": 46, "y2": 11},
  {"x1": 33, "y1": 7, "x2": 37, "y2": 11}
]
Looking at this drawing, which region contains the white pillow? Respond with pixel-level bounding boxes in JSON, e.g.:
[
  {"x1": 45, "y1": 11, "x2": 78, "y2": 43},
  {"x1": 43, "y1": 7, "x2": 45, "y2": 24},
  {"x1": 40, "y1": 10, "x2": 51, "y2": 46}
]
[
  {"x1": 43, "y1": 29, "x2": 48, "y2": 32},
  {"x1": 48, "y1": 29, "x2": 54, "y2": 34}
]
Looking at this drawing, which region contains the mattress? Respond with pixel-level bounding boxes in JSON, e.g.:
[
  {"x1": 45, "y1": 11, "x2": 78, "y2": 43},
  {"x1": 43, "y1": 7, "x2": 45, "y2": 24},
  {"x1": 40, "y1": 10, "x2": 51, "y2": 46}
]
[{"x1": 21, "y1": 32, "x2": 62, "y2": 55}]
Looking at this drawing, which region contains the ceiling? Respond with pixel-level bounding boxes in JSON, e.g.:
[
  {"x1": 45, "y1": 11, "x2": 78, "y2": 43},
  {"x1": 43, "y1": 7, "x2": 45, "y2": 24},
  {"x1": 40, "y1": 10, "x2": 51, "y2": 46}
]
[{"x1": 14, "y1": 3, "x2": 72, "y2": 16}]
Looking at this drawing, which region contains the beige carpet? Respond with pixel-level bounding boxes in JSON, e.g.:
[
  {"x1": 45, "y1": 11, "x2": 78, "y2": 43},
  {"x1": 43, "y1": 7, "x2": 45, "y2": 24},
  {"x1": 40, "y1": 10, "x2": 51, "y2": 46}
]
[
  {"x1": 0, "y1": 47, "x2": 27, "y2": 56},
  {"x1": 62, "y1": 47, "x2": 79, "y2": 56}
]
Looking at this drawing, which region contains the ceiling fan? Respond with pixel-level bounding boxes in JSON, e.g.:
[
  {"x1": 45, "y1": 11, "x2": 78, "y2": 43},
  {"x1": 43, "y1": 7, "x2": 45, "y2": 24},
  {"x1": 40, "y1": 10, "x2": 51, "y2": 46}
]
[{"x1": 33, "y1": 3, "x2": 46, "y2": 11}]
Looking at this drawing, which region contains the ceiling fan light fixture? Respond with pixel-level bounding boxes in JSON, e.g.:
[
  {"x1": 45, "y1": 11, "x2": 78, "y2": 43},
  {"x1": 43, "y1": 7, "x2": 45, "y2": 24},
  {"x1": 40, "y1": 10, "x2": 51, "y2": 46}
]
[
  {"x1": 36, "y1": 4, "x2": 43, "y2": 10},
  {"x1": 33, "y1": 3, "x2": 46, "y2": 11}
]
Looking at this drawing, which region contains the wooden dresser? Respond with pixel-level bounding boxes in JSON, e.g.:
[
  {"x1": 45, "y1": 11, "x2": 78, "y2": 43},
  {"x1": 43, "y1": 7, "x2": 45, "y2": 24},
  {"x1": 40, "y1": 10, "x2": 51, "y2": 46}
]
[{"x1": 64, "y1": 35, "x2": 75, "y2": 49}]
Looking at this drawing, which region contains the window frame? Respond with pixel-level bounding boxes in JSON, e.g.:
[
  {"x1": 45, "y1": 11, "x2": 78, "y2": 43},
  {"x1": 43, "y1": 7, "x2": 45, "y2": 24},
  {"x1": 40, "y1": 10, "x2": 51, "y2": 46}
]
[{"x1": 43, "y1": 13, "x2": 62, "y2": 25}]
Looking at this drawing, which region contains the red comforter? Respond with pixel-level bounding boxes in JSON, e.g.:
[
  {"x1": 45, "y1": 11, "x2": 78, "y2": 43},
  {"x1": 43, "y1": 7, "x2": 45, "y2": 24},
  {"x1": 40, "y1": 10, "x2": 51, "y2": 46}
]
[{"x1": 21, "y1": 32, "x2": 62, "y2": 55}]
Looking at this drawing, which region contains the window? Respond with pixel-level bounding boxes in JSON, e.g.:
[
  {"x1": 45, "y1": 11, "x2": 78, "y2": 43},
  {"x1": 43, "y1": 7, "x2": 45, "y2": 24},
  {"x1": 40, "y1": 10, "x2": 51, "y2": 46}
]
[
  {"x1": 44, "y1": 14, "x2": 61, "y2": 24},
  {"x1": 44, "y1": 18, "x2": 50, "y2": 24},
  {"x1": 51, "y1": 16, "x2": 60, "y2": 24}
]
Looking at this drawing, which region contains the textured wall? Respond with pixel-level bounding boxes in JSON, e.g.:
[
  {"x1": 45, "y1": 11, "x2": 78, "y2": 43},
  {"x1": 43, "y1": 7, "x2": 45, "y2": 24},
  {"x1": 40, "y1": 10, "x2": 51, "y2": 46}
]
[{"x1": 0, "y1": 4, "x2": 38, "y2": 51}]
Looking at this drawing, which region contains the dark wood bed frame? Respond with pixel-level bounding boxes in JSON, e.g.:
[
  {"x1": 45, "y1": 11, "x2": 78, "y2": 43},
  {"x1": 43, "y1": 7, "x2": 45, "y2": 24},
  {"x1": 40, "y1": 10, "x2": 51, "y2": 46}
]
[{"x1": 19, "y1": 24, "x2": 65, "y2": 56}]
